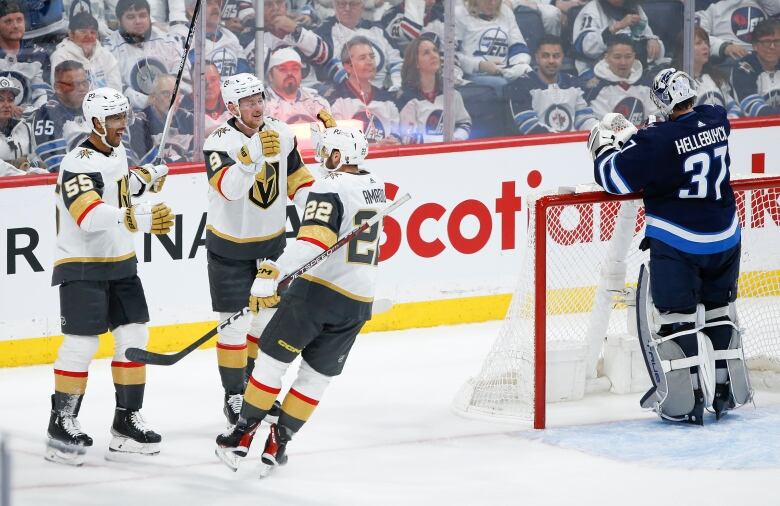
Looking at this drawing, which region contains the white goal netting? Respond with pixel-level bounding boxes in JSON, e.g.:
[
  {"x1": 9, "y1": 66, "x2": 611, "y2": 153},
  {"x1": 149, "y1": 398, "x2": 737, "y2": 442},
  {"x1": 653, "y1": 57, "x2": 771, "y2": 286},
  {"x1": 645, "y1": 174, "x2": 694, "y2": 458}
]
[{"x1": 453, "y1": 177, "x2": 780, "y2": 428}]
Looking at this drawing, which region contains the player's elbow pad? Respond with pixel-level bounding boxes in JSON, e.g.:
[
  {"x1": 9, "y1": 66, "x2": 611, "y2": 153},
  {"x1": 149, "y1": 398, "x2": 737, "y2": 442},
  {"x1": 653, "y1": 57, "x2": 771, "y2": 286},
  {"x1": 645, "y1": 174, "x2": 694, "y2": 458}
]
[{"x1": 79, "y1": 203, "x2": 124, "y2": 232}]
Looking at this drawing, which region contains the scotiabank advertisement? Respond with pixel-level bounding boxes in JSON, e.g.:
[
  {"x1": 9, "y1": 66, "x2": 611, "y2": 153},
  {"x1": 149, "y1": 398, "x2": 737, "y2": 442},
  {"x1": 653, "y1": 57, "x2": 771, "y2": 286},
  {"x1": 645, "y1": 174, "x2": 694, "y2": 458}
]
[{"x1": 1, "y1": 123, "x2": 779, "y2": 342}]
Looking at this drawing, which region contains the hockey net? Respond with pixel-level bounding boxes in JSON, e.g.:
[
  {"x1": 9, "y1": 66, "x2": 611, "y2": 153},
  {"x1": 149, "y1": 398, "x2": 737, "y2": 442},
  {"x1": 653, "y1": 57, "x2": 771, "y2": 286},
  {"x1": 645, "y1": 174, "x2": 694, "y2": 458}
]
[{"x1": 452, "y1": 176, "x2": 780, "y2": 428}]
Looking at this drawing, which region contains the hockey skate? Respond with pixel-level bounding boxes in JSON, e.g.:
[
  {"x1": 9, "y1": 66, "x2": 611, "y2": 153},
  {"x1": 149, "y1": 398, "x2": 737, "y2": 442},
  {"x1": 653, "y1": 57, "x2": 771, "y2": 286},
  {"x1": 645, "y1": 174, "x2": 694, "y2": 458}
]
[
  {"x1": 45, "y1": 395, "x2": 93, "y2": 466},
  {"x1": 223, "y1": 392, "x2": 243, "y2": 426},
  {"x1": 712, "y1": 382, "x2": 736, "y2": 420},
  {"x1": 215, "y1": 418, "x2": 260, "y2": 471},
  {"x1": 258, "y1": 424, "x2": 291, "y2": 478},
  {"x1": 105, "y1": 407, "x2": 161, "y2": 461}
]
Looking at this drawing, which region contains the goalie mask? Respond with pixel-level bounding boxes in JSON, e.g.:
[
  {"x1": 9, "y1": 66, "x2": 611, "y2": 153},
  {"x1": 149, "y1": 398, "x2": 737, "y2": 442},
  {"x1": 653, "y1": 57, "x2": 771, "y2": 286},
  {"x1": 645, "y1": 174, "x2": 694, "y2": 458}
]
[
  {"x1": 82, "y1": 87, "x2": 131, "y2": 146},
  {"x1": 315, "y1": 127, "x2": 368, "y2": 171},
  {"x1": 651, "y1": 68, "x2": 697, "y2": 116}
]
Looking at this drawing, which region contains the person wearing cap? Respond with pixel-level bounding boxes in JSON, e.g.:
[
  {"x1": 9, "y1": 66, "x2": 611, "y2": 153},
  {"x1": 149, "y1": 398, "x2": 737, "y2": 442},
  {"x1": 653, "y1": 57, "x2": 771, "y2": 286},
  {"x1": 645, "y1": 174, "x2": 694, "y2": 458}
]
[
  {"x1": 0, "y1": 76, "x2": 33, "y2": 171},
  {"x1": 264, "y1": 47, "x2": 332, "y2": 124},
  {"x1": 104, "y1": 0, "x2": 185, "y2": 109},
  {"x1": 50, "y1": 12, "x2": 122, "y2": 92},
  {"x1": 0, "y1": 0, "x2": 51, "y2": 118}
]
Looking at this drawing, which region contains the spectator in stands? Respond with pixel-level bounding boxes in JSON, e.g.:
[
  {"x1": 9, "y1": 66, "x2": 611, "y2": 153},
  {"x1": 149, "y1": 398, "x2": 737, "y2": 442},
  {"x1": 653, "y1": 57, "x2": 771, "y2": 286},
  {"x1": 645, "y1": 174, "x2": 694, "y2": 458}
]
[
  {"x1": 50, "y1": 12, "x2": 122, "y2": 91},
  {"x1": 242, "y1": 0, "x2": 330, "y2": 87},
  {"x1": 506, "y1": 34, "x2": 597, "y2": 134},
  {"x1": 31, "y1": 60, "x2": 93, "y2": 172},
  {"x1": 455, "y1": 0, "x2": 532, "y2": 98},
  {"x1": 572, "y1": 0, "x2": 664, "y2": 75},
  {"x1": 696, "y1": 0, "x2": 769, "y2": 62},
  {"x1": 511, "y1": 0, "x2": 584, "y2": 37},
  {"x1": 0, "y1": 0, "x2": 51, "y2": 117},
  {"x1": 316, "y1": 0, "x2": 404, "y2": 90},
  {"x1": 581, "y1": 34, "x2": 657, "y2": 125},
  {"x1": 671, "y1": 26, "x2": 741, "y2": 118},
  {"x1": 732, "y1": 18, "x2": 780, "y2": 116},
  {"x1": 0, "y1": 76, "x2": 34, "y2": 170},
  {"x1": 398, "y1": 35, "x2": 471, "y2": 143},
  {"x1": 264, "y1": 47, "x2": 332, "y2": 123},
  {"x1": 382, "y1": 0, "x2": 444, "y2": 53},
  {"x1": 131, "y1": 74, "x2": 194, "y2": 164},
  {"x1": 181, "y1": 61, "x2": 230, "y2": 136},
  {"x1": 324, "y1": 35, "x2": 401, "y2": 144},
  {"x1": 105, "y1": 0, "x2": 185, "y2": 109},
  {"x1": 101, "y1": 0, "x2": 189, "y2": 29},
  {"x1": 202, "y1": 0, "x2": 251, "y2": 77}
]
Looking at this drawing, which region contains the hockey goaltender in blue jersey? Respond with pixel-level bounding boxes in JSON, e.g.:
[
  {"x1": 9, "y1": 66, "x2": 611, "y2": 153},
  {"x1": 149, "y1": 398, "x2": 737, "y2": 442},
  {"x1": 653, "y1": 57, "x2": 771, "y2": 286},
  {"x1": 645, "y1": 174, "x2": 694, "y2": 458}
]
[{"x1": 593, "y1": 104, "x2": 739, "y2": 255}]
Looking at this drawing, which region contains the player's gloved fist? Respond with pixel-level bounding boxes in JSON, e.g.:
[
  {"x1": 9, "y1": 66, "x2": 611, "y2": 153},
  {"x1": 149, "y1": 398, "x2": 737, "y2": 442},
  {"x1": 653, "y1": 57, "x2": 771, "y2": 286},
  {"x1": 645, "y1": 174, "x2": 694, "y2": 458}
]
[
  {"x1": 587, "y1": 123, "x2": 618, "y2": 161},
  {"x1": 131, "y1": 163, "x2": 168, "y2": 192},
  {"x1": 249, "y1": 260, "x2": 282, "y2": 313},
  {"x1": 237, "y1": 130, "x2": 281, "y2": 166},
  {"x1": 316, "y1": 109, "x2": 337, "y2": 128},
  {"x1": 123, "y1": 202, "x2": 175, "y2": 234},
  {"x1": 600, "y1": 113, "x2": 637, "y2": 147}
]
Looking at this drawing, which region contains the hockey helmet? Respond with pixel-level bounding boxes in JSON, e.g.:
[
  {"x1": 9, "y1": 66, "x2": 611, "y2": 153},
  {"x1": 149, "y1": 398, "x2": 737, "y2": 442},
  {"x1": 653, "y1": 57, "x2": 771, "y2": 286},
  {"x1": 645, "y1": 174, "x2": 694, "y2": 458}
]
[
  {"x1": 651, "y1": 68, "x2": 697, "y2": 115},
  {"x1": 221, "y1": 73, "x2": 265, "y2": 110},
  {"x1": 315, "y1": 127, "x2": 368, "y2": 171}
]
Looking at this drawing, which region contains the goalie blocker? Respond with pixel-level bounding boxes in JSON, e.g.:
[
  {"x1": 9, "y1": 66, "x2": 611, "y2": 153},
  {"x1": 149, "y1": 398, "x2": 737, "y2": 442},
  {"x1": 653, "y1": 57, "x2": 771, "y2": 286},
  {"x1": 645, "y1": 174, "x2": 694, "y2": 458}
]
[{"x1": 636, "y1": 263, "x2": 752, "y2": 425}]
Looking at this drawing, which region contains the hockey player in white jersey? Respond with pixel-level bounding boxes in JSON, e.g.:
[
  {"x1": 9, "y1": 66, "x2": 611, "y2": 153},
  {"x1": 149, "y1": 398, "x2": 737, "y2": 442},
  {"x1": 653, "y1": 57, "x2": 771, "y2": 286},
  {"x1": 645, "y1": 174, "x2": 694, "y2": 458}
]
[
  {"x1": 46, "y1": 87, "x2": 174, "y2": 466},
  {"x1": 214, "y1": 126, "x2": 387, "y2": 476},
  {"x1": 202, "y1": 73, "x2": 323, "y2": 427}
]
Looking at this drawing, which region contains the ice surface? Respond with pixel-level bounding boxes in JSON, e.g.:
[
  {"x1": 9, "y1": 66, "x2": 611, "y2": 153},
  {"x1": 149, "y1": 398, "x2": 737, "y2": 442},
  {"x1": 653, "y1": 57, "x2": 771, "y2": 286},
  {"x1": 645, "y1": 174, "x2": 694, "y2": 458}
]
[{"x1": 1, "y1": 322, "x2": 778, "y2": 506}]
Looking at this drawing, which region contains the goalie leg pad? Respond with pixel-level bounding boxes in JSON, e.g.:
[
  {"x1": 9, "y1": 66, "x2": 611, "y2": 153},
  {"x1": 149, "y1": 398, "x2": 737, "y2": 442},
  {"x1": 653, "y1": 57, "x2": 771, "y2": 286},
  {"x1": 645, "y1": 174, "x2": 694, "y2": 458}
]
[
  {"x1": 636, "y1": 265, "x2": 713, "y2": 423},
  {"x1": 705, "y1": 304, "x2": 753, "y2": 410}
]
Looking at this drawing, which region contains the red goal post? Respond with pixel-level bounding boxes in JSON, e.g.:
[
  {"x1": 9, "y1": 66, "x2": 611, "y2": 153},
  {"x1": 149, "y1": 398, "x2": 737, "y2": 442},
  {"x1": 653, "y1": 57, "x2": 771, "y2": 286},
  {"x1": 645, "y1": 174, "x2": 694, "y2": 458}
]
[{"x1": 453, "y1": 175, "x2": 780, "y2": 429}]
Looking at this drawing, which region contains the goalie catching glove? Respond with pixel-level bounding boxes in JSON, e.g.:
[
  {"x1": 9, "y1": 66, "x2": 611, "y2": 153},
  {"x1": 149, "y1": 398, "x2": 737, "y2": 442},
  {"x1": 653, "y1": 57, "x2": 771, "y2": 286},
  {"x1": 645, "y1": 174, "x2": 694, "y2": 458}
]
[
  {"x1": 123, "y1": 203, "x2": 174, "y2": 234},
  {"x1": 316, "y1": 109, "x2": 337, "y2": 128},
  {"x1": 587, "y1": 113, "x2": 637, "y2": 161},
  {"x1": 237, "y1": 130, "x2": 281, "y2": 165},
  {"x1": 249, "y1": 260, "x2": 282, "y2": 313}
]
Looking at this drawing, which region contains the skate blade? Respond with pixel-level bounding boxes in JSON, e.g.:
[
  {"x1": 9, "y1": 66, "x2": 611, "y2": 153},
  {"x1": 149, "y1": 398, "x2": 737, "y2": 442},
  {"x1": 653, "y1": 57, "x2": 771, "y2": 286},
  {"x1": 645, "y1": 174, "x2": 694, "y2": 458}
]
[
  {"x1": 214, "y1": 446, "x2": 244, "y2": 471},
  {"x1": 44, "y1": 442, "x2": 87, "y2": 466},
  {"x1": 258, "y1": 462, "x2": 276, "y2": 479},
  {"x1": 106, "y1": 436, "x2": 160, "y2": 461}
]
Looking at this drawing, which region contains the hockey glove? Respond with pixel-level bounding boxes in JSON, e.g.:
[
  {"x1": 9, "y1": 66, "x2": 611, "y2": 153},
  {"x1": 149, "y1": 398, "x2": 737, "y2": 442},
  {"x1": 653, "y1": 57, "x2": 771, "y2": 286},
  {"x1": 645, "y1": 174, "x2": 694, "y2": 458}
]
[
  {"x1": 123, "y1": 203, "x2": 174, "y2": 234},
  {"x1": 237, "y1": 130, "x2": 281, "y2": 165},
  {"x1": 130, "y1": 163, "x2": 169, "y2": 194},
  {"x1": 249, "y1": 260, "x2": 282, "y2": 313},
  {"x1": 316, "y1": 109, "x2": 337, "y2": 128},
  {"x1": 600, "y1": 113, "x2": 637, "y2": 147}
]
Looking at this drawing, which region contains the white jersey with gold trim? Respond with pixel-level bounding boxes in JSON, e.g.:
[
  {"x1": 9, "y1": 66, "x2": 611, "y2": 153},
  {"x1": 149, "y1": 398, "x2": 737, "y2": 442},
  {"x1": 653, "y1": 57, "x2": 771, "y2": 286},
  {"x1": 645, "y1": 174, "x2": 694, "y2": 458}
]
[{"x1": 202, "y1": 116, "x2": 315, "y2": 261}]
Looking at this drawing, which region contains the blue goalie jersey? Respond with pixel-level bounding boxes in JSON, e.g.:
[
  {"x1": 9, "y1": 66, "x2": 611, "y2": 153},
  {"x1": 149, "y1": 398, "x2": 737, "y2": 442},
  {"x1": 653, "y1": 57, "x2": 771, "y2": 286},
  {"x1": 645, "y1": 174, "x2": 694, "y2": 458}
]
[{"x1": 593, "y1": 104, "x2": 739, "y2": 255}]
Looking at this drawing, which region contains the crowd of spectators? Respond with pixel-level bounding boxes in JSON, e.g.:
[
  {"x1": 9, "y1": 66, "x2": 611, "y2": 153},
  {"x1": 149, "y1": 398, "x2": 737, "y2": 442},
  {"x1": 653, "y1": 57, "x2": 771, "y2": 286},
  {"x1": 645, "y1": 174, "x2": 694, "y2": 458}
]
[{"x1": 0, "y1": 0, "x2": 779, "y2": 177}]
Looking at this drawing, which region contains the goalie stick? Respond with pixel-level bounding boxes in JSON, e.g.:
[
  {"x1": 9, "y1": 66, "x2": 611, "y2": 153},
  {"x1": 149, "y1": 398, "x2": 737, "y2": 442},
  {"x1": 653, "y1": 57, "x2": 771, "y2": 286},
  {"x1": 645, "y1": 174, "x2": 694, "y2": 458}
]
[{"x1": 126, "y1": 193, "x2": 411, "y2": 365}]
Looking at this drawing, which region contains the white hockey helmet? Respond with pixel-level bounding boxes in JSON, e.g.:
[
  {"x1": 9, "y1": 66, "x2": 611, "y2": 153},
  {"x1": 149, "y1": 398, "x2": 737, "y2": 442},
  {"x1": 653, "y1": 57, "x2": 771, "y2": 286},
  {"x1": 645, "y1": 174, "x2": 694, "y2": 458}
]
[
  {"x1": 0, "y1": 75, "x2": 21, "y2": 97},
  {"x1": 316, "y1": 127, "x2": 368, "y2": 171},
  {"x1": 83, "y1": 87, "x2": 130, "y2": 129},
  {"x1": 651, "y1": 68, "x2": 697, "y2": 115},
  {"x1": 221, "y1": 72, "x2": 265, "y2": 109}
]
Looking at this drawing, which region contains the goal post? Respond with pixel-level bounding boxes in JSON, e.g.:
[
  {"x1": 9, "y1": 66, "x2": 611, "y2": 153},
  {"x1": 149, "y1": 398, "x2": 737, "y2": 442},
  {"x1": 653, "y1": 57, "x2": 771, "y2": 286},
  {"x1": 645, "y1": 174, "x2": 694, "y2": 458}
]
[{"x1": 453, "y1": 176, "x2": 780, "y2": 429}]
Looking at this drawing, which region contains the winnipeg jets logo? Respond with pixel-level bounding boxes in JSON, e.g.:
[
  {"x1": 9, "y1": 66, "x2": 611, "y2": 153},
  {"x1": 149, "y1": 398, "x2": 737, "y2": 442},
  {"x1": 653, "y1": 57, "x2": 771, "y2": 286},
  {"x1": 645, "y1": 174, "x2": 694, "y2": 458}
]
[
  {"x1": 731, "y1": 6, "x2": 766, "y2": 42},
  {"x1": 544, "y1": 105, "x2": 572, "y2": 132},
  {"x1": 476, "y1": 27, "x2": 509, "y2": 60},
  {"x1": 614, "y1": 97, "x2": 645, "y2": 126}
]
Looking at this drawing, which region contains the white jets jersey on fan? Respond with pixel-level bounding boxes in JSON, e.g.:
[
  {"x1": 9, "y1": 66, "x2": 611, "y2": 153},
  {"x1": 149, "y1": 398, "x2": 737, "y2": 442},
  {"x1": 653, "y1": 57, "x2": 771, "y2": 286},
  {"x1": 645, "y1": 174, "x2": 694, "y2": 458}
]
[
  {"x1": 397, "y1": 88, "x2": 471, "y2": 142},
  {"x1": 454, "y1": 3, "x2": 531, "y2": 75},
  {"x1": 582, "y1": 60, "x2": 657, "y2": 125},
  {"x1": 696, "y1": 73, "x2": 742, "y2": 118},
  {"x1": 202, "y1": 117, "x2": 314, "y2": 260},
  {"x1": 171, "y1": 24, "x2": 250, "y2": 77},
  {"x1": 696, "y1": 0, "x2": 767, "y2": 56},
  {"x1": 316, "y1": 19, "x2": 403, "y2": 90},
  {"x1": 287, "y1": 169, "x2": 386, "y2": 311},
  {"x1": 104, "y1": 27, "x2": 184, "y2": 109},
  {"x1": 53, "y1": 141, "x2": 136, "y2": 285},
  {"x1": 0, "y1": 118, "x2": 33, "y2": 163}
]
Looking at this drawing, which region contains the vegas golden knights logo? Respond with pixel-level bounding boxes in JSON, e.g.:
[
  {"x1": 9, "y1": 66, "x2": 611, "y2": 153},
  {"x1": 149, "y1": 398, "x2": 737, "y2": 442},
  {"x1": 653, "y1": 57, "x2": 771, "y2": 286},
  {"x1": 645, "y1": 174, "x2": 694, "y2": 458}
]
[
  {"x1": 249, "y1": 161, "x2": 279, "y2": 209},
  {"x1": 118, "y1": 175, "x2": 131, "y2": 208}
]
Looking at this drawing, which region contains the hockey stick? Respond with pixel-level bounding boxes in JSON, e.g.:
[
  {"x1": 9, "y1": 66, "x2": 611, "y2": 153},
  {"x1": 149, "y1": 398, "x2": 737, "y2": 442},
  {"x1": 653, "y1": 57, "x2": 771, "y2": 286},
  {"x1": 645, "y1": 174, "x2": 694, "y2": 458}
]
[
  {"x1": 151, "y1": 0, "x2": 202, "y2": 168},
  {"x1": 126, "y1": 193, "x2": 411, "y2": 365}
]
